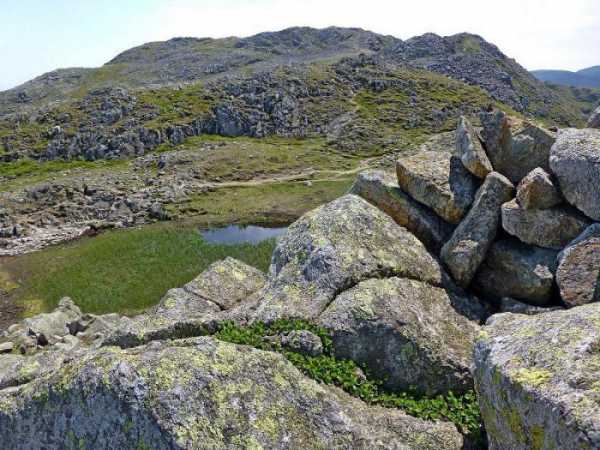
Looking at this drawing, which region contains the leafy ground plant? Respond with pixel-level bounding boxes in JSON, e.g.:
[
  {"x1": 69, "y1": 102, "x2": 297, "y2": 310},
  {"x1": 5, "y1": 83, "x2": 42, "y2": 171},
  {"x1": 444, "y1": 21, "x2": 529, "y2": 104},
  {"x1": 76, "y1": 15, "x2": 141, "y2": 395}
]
[{"x1": 214, "y1": 320, "x2": 484, "y2": 446}]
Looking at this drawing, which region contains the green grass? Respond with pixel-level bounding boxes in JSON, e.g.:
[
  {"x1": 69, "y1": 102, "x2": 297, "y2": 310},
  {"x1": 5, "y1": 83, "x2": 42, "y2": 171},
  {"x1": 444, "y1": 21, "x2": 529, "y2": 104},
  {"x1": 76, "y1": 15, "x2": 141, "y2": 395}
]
[
  {"x1": 215, "y1": 320, "x2": 484, "y2": 446},
  {"x1": 3, "y1": 224, "x2": 276, "y2": 317}
]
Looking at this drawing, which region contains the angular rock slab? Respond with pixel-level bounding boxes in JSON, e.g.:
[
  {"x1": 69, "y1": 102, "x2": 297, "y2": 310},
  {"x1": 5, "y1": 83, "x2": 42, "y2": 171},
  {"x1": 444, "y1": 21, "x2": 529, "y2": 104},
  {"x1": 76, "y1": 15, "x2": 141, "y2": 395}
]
[
  {"x1": 396, "y1": 150, "x2": 477, "y2": 224},
  {"x1": 349, "y1": 170, "x2": 454, "y2": 252},
  {"x1": 319, "y1": 277, "x2": 480, "y2": 396},
  {"x1": 0, "y1": 337, "x2": 464, "y2": 450},
  {"x1": 588, "y1": 106, "x2": 600, "y2": 129},
  {"x1": 516, "y1": 167, "x2": 562, "y2": 210},
  {"x1": 480, "y1": 109, "x2": 556, "y2": 183},
  {"x1": 501, "y1": 199, "x2": 591, "y2": 249},
  {"x1": 550, "y1": 128, "x2": 600, "y2": 221},
  {"x1": 474, "y1": 304, "x2": 600, "y2": 450},
  {"x1": 473, "y1": 238, "x2": 558, "y2": 306},
  {"x1": 454, "y1": 115, "x2": 493, "y2": 179},
  {"x1": 557, "y1": 224, "x2": 600, "y2": 307},
  {"x1": 441, "y1": 172, "x2": 514, "y2": 287},
  {"x1": 253, "y1": 195, "x2": 443, "y2": 322}
]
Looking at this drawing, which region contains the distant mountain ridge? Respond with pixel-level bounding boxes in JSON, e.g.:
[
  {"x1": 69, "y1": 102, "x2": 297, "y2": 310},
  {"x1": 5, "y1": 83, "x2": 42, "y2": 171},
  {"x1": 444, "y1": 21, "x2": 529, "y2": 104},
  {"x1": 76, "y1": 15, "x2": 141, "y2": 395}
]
[
  {"x1": 0, "y1": 26, "x2": 594, "y2": 126},
  {"x1": 531, "y1": 66, "x2": 600, "y2": 89}
]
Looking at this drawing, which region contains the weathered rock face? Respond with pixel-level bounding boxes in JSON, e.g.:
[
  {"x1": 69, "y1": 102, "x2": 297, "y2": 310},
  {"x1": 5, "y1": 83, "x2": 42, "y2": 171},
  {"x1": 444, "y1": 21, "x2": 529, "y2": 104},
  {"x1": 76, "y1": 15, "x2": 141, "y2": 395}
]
[
  {"x1": 396, "y1": 150, "x2": 477, "y2": 224},
  {"x1": 556, "y1": 224, "x2": 600, "y2": 307},
  {"x1": 550, "y1": 128, "x2": 600, "y2": 221},
  {"x1": 480, "y1": 109, "x2": 556, "y2": 183},
  {"x1": 515, "y1": 167, "x2": 562, "y2": 210},
  {"x1": 588, "y1": 106, "x2": 600, "y2": 128},
  {"x1": 349, "y1": 170, "x2": 454, "y2": 252},
  {"x1": 441, "y1": 172, "x2": 514, "y2": 287},
  {"x1": 0, "y1": 337, "x2": 464, "y2": 450},
  {"x1": 498, "y1": 297, "x2": 562, "y2": 315},
  {"x1": 501, "y1": 199, "x2": 591, "y2": 249},
  {"x1": 473, "y1": 239, "x2": 557, "y2": 306},
  {"x1": 474, "y1": 305, "x2": 600, "y2": 450},
  {"x1": 319, "y1": 277, "x2": 480, "y2": 395},
  {"x1": 454, "y1": 116, "x2": 493, "y2": 179},
  {"x1": 252, "y1": 195, "x2": 443, "y2": 322}
]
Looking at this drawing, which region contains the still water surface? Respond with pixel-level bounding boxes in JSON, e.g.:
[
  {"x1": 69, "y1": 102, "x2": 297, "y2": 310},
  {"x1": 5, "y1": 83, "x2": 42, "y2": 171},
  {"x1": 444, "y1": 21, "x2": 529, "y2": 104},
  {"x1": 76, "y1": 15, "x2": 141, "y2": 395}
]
[{"x1": 200, "y1": 224, "x2": 287, "y2": 244}]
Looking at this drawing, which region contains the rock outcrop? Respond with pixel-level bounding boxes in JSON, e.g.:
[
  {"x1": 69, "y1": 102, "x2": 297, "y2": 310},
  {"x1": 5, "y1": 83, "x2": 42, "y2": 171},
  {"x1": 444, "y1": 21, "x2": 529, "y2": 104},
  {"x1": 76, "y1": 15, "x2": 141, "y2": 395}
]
[
  {"x1": 556, "y1": 224, "x2": 600, "y2": 307},
  {"x1": 0, "y1": 337, "x2": 464, "y2": 450},
  {"x1": 474, "y1": 305, "x2": 600, "y2": 450},
  {"x1": 515, "y1": 167, "x2": 562, "y2": 210},
  {"x1": 396, "y1": 151, "x2": 477, "y2": 224},
  {"x1": 550, "y1": 128, "x2": 600, "y2": 221},
  {"x1": 588, "y1": 106, "x2": 600, "y2": 128},
  {"x1": 441, "y1": 172, "x2": 514, "y2": 287},
  {"x1": 454, "y1": 115, "x2": 493, "y2": 179}
]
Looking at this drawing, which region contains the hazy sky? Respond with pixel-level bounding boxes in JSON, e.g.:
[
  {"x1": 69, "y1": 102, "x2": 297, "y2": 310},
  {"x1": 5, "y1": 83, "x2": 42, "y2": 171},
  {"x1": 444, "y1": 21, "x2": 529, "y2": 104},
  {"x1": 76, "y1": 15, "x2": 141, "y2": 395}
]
[{"x1": 1, "y1": 0, "x2": 599, "y2": 91}]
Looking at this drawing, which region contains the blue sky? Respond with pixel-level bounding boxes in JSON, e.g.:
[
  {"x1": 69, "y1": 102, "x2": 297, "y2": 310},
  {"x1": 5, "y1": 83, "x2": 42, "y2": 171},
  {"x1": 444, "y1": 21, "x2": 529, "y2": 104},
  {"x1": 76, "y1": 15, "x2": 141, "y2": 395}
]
[{"x1": 1, "y1": 0, "x2": 599, "y2": 91}]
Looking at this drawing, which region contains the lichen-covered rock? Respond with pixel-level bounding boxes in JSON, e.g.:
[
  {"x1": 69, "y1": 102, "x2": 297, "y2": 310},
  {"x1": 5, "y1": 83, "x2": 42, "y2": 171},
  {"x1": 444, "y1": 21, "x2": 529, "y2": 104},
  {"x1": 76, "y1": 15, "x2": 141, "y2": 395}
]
[
  {"x1": 588, "y1": 106, "x2": 600, "y2": 128},
  {"x1": 556, "y1": 224, "x2": 600, "y2": 307},
  {"x1": 441, "y1": 172, "x2": 514, "y2": 287},
  {"x1": 550, "y1": 128, "x2": 600, "y2": 220},
  {"x1": 252, "y1": 195, "x2": 443, "y2": 322},
  {"x1": 501, "y1": 199, "x2": 591, "y2": 249},
  {"x1": 0, "y1": 337, "x2": 464, "y2": 450},
  {"x1": 515, "y1": 167, "x2": 562, "y2": 210},
  {"x1": 319, "y1": 277, "x2": 480, "y2": 395},
  {"x1": 473, "y1": 304, "x2": 600, "y2": 450},
  {"x1": 473, "y1": 239, "x2": 557, "y2": 306},
  {"x1": 2, "y1": 297, "x2": 82, "y2": 350},
  {"x1": 280, "y1": 330, "x2": 323, "y2": 356},
  {"x1": 349, "y1": 170, "x2": 453, "y2": 252},
  {"x1": 480, "y1": 109, "x2": 556, "y2": 183},
  {"x1": 396, "y1": 151, "x2": 477, "y2": 224},
  {"x1": 454, "y1": 115, "x2": 493, "y2": 178},
  {"x1": 498, "y1": 297, "x2": 562, "y2": 315}
]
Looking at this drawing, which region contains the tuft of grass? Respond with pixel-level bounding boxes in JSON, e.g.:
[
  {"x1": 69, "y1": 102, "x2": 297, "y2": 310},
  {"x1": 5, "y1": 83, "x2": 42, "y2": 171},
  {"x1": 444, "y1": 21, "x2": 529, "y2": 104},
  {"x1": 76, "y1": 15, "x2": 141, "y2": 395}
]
[
  {"x1": 4, "y1": 224, "x2": 275, "y2": 317},
  {"x1": 215, "y1": 320, "x2": 484, "y2": 446}
]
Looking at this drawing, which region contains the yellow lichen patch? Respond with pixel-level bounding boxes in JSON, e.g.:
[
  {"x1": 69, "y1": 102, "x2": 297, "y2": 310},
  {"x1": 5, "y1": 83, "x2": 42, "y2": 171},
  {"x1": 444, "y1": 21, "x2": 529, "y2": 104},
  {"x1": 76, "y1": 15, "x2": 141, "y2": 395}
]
[
  {"x1": 531, "y1": 425, "x2": 545, "y2": 450},
  {"x1": 475, "y1": 330, "x2": 489, "y2": 342},
  {"x1": 511, "y1": 367, "x2": 553, "y2": 388},
  {"x1": 0, "y1": 270, "x2": 18, "y2": 293},
  {"x1": 162, "y1": 297, "x2": 177, "y2": 309}
]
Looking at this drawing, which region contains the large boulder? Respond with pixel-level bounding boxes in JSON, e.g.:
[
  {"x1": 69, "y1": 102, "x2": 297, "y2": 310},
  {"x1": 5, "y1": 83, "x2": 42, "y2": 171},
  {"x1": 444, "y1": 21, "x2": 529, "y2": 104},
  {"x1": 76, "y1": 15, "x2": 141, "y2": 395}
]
[
  {"x1": 441, "y1": 172, "x2": 514, "y2": 287},
  {"x1": 556, "y1": 224, "x2": 600, "y2": 307},
  {"x1": 396, "y1": 150, "x2": 477, "y2": 224},
  {"x1": 349, "y1": 170, "x2": 453, "y2": 252},
  {"x1": 319, "y1": 277, "x2": 480, "y2": 396},
  {"x1": 473, "y1": 304, "x2": 600, "y2": 450},
  {"x1": 252, "y1": 195, "x2": 443, "y2": 322},
  {"x1": 588, "y1": 106, "x2": 600, "y2": 128},
  {"x1": 473, "y1": 239, "x2": 557, "y2": 306},
  {"x1": 0, "y1": 337, "x2": 464, "y2": 449},
  {"x1": 549, "y1": 128, "x2": 600, "y2": 220},
  {"x1": 454, "y1": 116, "x2": 493, "y2": 179},
  {"x1": 515, "y1": 167, "x2": 562, "y2": 210},
  {"x1": 501, "y1": 199, "x2": 591, "y2": 249},
  {"x1": 480, "y1": 109, "x2": 556, "y2": 183}
]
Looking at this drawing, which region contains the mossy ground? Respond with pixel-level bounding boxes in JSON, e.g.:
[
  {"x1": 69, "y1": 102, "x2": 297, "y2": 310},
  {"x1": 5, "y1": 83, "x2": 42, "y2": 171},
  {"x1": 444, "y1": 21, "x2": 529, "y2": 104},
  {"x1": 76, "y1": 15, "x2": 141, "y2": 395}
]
[{"x1": 1, "y1": 224, "x2": 276, "y2": 317}]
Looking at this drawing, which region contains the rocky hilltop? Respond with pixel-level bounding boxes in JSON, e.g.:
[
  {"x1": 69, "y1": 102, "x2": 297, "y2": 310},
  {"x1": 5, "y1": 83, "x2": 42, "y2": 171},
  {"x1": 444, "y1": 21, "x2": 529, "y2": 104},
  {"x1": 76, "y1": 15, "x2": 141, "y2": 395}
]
[{"x1": 1, "y1": 107, "x2": 600, "y2": 449}]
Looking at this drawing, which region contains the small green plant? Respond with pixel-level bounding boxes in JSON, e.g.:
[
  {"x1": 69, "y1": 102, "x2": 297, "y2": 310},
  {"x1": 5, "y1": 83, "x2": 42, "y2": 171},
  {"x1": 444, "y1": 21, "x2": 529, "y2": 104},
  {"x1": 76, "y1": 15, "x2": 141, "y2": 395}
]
[{"x1": 214, "y1": 320, "x2": 484, "y2": 445}]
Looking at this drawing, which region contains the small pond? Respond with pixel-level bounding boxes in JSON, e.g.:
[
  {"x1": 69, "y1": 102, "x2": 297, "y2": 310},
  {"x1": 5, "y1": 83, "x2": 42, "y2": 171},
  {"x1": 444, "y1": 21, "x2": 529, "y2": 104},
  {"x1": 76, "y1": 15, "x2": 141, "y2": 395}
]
[{"x1": 200, "y1": 224, "x2": 287, "y2": 245}]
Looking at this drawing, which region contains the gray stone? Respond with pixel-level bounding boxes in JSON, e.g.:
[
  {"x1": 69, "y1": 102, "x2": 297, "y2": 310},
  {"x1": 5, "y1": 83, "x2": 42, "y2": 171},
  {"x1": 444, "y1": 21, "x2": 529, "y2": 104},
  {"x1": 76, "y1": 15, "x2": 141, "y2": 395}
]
[
  {"x1": 252, "y1": 195, "x2": 443, "y2": 322},
  {"x1": 550, "y1": 128, "x2": 600, "y2": 220},
  {"x1": 280, "y1": 330, "x2": 323, "y2": 356},
  {"x1": 498, "y1": 297, "x2": 562, "y2": 315},
  {"x1": 349, "y1": 170, "x2": 453, "y2": 252},
  {"x1": 396, "y1": 150, "x2": 477, "y2": 224},
  {"x1": 516, "y1": 167, "x2": 562, "y2": 210},
  {"x1": 0, "y1": 342, "x2": 13, "y2": 354},
  {"x1": 474, "y1": 304, "x2": 600, "y2": 450},
  {"x1": 319, "y1": 277, "x2": 480, "y2": 396},
  {"x1": 480, "y1": 109, "x2": 556, "y2": 183},
  {"x1": 0, "y1": 337, "x2": 464, "y2": 450},
  {"x1": 441, "y1": 172, "x2": 514, "y2": 287},
  {"x1": 588, "y1": 106, "x2": 600, "y2": 128},
  {"x1": 454, "y1": 115, "x2": 493, "y2": 178},
  {"x1": 556, "y1": 224, "x2": 600, "y2": 307},
  {"x1": 501, "y1": 199, "x2": 591, "y2": 249},
  {"x1": 473, "y1": 239, "x2": 558, "y2": 306}
]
